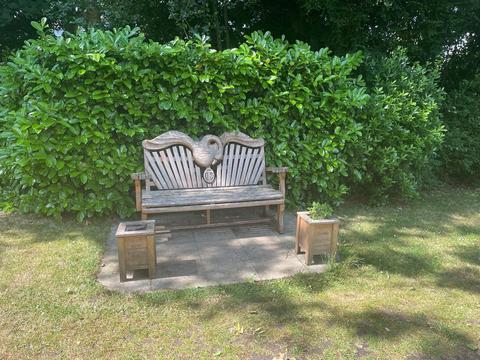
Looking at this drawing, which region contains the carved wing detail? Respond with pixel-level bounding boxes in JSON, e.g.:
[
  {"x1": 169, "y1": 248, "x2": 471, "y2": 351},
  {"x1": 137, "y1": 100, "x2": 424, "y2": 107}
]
[
  {"x1": 142, "y1": 131, "x2": 196, "y2": 150},
  {"x1": 143, "y1": 131, "x2": 224, "y2": 168},
  {"x1": 220, "y1": 131, "x2": 265, "y2": 147}
]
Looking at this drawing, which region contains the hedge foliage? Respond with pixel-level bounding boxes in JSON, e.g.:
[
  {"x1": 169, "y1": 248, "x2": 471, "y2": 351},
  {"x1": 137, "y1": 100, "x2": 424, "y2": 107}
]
[
  {"x1": 0, "y1": 23, "x2": 369, "y2": 219},
  {"x1": 352, "y1": 49, "x2": 445, "y2": 200},
  {"x1": 440, "y1": 74, "x2": 480, "y2": 181}
]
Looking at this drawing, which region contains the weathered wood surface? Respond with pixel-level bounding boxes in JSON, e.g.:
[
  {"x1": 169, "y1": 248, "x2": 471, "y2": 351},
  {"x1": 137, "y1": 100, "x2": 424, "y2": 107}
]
[
  {"x1": 116, "y1": 220, "x2": 158, "y2": 282},
  {"x1": 144, "y1": 145, "x2": 266, "y2": 190},
  {"x1": 141, "y1": 198, "x2": 284, "y2": 214},
  {"x1": 142, "y1": 185, "x2": 282, "y2": 208},
  {"x1": 143, "y1": 131, "x2": 224, "y2": 168},
  {"x1": 295, "y1": 212, "x2": 340, "y2": 265},
  {"x1": 133, "y1": 131, "x2": 288, "y2": 232},
  {"x1": 143, "y1": 132, "x2": 266, "y2": 190},
  {"x1": 266, "y1": 166, "x2": 288, "y2": 174}
]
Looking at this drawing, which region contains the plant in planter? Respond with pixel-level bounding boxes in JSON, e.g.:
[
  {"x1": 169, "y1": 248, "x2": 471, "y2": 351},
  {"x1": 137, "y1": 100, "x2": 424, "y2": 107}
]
[{"x1": 295, "y1": 202, "x2": 340, "y2": 265}]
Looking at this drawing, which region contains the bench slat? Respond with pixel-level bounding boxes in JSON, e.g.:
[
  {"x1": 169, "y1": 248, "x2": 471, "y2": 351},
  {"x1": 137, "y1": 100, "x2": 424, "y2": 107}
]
[
  {"x1": 159, "y1": 150, "x2": 179, "y2": 188},
  {"x1": 249, "y1": 146, "x2": 265, "y2": 185},
  {"x1": 146, "y1": 151, "x2": 168, "y2": 189},
  {"x1": 234, "y1": 145, "x2": 247, "y2": 185},
  {"x1": 172, "y1": 146, "x2": 187, "y2": 188},
  {"x1": 153, "y1": 151, "x2": 173, "y2": 189},
  {"x1": 142, "y1": 185, "x2": 282, "y2": 208},
  {"x1": 179, "y1": 146, "x2": 193, "y2": 188},
  {"x1": 239, "y1": 147, "x2": 253, "y2": 185}
]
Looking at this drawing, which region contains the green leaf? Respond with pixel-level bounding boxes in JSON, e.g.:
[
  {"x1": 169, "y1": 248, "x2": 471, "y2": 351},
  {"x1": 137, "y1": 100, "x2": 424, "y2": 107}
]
[
  {"x1": 31, "y1": 21, "x2": 43, "y2": 32},
  {"x1": 86, "y1": 53, "x2": 105, "y2": 62},
  {"x1": 80, "y1": 174, "x2": 88, "y2": 184}
]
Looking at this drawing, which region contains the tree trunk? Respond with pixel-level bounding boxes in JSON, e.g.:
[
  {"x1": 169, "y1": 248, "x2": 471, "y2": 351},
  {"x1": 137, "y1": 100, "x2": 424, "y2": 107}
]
[
  {"x1": 223, "y1": 3, "x2": 231, "y2": 48},
  {"x1": 210, "y1": 0, "x2": 223, "y2": 50}
]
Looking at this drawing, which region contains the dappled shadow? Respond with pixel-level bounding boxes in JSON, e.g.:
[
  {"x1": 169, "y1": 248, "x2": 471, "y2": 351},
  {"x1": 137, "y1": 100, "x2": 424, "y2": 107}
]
[
  {"x1": 139, "y1": 277, "x2": 310, "y2": 323},
  {"x1": 151, "y1": 206, "x2": 274, "y2": 231},
  {"x1": 341, "y1": 187, "x2": 480, "y2": 238},
  {"x1": 321, "y1": 306, "x2": 432, "y2": 338},
  {"x1": 321, "y1": 305, "x2": 480, "y2": 360},
  {"x1": 120, "y1": 260, "x2": 199, "y2": 282},
  {"x1": 134, "y1": 188, "x2": 480, "y2": 329},
  {"x1": 137, "y1": 279, "x2": 328, "y2": 358},
  {"x1": 336, "y1": 187, "x2": 480, "y2": 294},
  {"x1": 452, "y1": 244, "x2": 480, "y2": 266},
  {"x1": 138, "y1": 281, "x2": 479, "y2": 359},
  {"x1": 98, "y1": 210, "x2": 307, "y2": 293},
  {"x1": 3, "y1": 187, "x2": 480, "y2": 358},
  {"x1": 349, "y1": 239, "x2": 441, "y2": 277},
  {"x1": 436, "y1": 266, "x2": 480, "y2": 294},
  {"x1": 406, "y1": 351, "x2": 480, "y2": 360},
  {"x1": 456, "y1": 223, "x2": 480, "y2": 237},
  {"x1": 0, "y1": 212, "x2": 110, "y2": 248}
]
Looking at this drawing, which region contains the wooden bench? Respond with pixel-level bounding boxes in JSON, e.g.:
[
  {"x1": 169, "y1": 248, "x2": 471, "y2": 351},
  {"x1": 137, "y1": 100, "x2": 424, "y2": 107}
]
[{"x1": 131, "y1": 131, "x2": 288, "y2": 232}]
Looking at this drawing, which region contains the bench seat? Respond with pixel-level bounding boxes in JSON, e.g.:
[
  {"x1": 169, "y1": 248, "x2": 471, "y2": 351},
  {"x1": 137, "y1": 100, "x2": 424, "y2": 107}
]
[{"x1": 142, "y1": 185, "x2": 283, "y2": 208}]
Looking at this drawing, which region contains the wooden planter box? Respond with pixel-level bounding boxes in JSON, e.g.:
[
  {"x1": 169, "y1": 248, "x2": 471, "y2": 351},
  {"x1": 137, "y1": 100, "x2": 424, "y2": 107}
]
[
  {"x1": 116, "y1": 220, "x2": 156, "y2": 282},
  {"x1": 295, "y1": 211, "x2": 340, "y2": 265}
]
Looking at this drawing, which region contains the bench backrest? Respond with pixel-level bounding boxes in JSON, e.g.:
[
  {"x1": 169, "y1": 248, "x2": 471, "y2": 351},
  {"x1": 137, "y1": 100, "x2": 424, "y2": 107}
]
[{"x1": 142, "y1": 131, "x2": 266, "y2": 190}]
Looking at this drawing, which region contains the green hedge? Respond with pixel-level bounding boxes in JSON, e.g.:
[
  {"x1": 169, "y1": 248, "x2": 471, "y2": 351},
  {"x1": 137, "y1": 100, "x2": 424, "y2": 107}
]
[
  {"x1": 351, "y1": 49, "x2": 445, "y2": 201},
  {"x1": 0, "y1": 23, "x2": 369, "y2": 219},
  {"x1": 440, "y1": 74, "x2": 480, "y2": 181}
]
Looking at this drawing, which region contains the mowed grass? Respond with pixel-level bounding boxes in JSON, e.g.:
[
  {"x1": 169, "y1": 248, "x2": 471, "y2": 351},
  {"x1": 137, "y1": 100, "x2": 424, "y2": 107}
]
[{"x1": 1, "y1": 186, "x2": 479, "y2": 359}]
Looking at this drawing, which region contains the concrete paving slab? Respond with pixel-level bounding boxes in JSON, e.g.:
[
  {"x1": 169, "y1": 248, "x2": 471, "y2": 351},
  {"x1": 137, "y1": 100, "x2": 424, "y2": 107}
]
[{"x1": 98, "y1": 210, "x2": 327, "y2": 292}]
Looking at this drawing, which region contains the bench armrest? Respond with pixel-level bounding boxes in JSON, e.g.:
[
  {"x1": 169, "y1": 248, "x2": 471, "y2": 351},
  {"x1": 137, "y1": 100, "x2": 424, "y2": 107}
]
[
  {"x1": 266, "y1": 166, "x2": 287, "y2": 198},
  {"x1": 131, "y1": 172, "x2": 145, "y2": 211},
  {"x1": 266, "y1": 166, "x2": 288, "y2": 174},
  {"x1": 131, "y1": 172, "x2": 146, "y2": 181}
]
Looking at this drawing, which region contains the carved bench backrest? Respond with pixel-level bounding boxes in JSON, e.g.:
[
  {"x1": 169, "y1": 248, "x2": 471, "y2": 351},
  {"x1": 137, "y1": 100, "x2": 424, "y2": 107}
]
[{"x1": 142, "y1": 131, "x2": 266, "y2": 190}]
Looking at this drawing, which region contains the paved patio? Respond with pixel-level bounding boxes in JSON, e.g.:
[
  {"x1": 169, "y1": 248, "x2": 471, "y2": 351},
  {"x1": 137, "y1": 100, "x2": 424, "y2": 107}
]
[{"x1": 98, "y1": 209, "x2": 327, "y2": 292}]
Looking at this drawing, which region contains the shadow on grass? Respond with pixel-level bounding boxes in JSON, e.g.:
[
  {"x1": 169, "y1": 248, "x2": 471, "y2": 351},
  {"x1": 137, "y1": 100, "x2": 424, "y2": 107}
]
[
  {"x1": 320, "y1": 305, "x2": 479, "y2": 360},
  {"x1": 0, "y1": 212, "x2": 111, "y2": 248},
  {"x1": 132, "y1": 187, "x2": 480, "y2": 357},
  {"x1": 0, "y1": 212, "x2": 110, "y2": 287},
  {"x1": 436, "y1": 266, "x2": 480, "y2": 294},
  {"x1": 2, "y1": 187, "x2": 480, "y2": 358},
  {"x1": 343, "y1": 232, "x2": 441, "y2": 277},
  {"x1": 137, "y1": 275, "x2": 479, "y2": 359},
  {"x1": 452, "y1": 244, "x2": 480, "y2": 266},
  {"x1": 337, "y1": 187, "x2": 480, "y2": 281},
  {"x1": 136, "y1": 274, "x2": 336, "y2": 358}
]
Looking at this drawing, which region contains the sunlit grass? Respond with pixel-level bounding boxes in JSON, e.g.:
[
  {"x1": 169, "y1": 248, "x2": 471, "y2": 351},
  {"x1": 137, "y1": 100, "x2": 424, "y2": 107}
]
[{"x1": 1, "y1": 186, "x2": 479, "y2": 359}]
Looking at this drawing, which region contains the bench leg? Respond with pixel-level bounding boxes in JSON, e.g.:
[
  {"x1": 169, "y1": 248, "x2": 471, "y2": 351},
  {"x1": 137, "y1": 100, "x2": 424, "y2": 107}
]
[
  {"x1": 141, "y1": 212, "x2": 148, "y2": 220},
  {"x1": 276, "y1": 204, "x2": 285, "y2": 233},
  {"x1": 305, "y1": 247, "x2": 313, "y2": 265},
  {"x1": 147, "y1": 235, "x2": 156, "y2": 279},
  {"x1": 117, "y1": 238, "x2": 127, "y2": 282},
  {"x1": 295, "y1": 214, "x2": 301, "y2": 254},
  {"x1": 206, "y1": 209, "x2": 211, "y2": 224}
]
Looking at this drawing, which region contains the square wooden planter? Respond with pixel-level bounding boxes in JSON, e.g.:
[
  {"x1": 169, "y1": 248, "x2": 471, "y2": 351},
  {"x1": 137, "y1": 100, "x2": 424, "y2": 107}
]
[
  {"x1": 116, "y1": 220, "x2": 156, "y2": 282},
  {"x1": 295, "y1": 211, "x2": 340, "y2": 265}
]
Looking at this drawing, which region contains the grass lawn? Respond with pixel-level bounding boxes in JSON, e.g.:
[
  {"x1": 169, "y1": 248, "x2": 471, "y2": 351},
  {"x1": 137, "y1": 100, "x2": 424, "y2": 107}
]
[{"x1": 1, "y1": 186, "x2": 479, "y2": 359}]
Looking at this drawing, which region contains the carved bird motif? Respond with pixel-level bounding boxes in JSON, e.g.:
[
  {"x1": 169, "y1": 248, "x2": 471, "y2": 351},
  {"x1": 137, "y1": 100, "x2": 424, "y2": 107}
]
[
  {"x1": 192, "y1": 134, "x2": 224, "y2": 168},
  {"x1": 142, "y1": 131, "x2": 224, "y2": 169}
]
